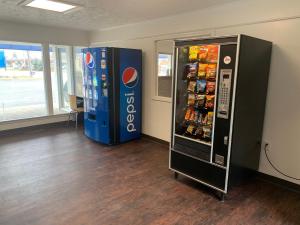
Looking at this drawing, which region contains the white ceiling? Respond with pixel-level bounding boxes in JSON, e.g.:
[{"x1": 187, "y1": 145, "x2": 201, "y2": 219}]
[{"x1": 0, "y1": 0, "x2": 240, "y2": 31}]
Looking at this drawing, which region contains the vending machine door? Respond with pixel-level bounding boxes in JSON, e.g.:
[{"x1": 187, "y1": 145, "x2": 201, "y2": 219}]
[
  {"x1": 118, "y1": 48, "x2": 142, "y2": 143},
  {"x1": 170, "y1": 36, "x2": 238, "y2": 191},
  {"x1": 83, "y1": 47, "x2": 111, "y2": 144},
  {"x1": 212, "y1": 44, "x2": 237, "y2": 167},
  {"x1": 171, "y1": 44, "x2": 221, "y2": 162}
]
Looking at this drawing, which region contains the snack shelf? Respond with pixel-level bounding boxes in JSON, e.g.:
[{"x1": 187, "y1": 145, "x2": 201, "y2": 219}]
[{"x1": 174, "y1": 134, "x2": 211, "y2": 146}]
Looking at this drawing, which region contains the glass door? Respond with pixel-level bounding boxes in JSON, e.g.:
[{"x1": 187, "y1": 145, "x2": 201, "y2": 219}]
[{"x1": 174, "y1": 44, "x2": 219, "y2": 146}]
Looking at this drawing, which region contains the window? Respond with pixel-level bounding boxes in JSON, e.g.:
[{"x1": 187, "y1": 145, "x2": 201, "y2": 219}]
[
  {"x1": 158, "y1": 53, "x2": 172, "y2": 77},
  {"x1": 0, "y1": 43, "x2": 46, "y2": 121},
  {"x1": 74, "y1": 47, "x2": 84, "y2": 97},
  {"x1": 50, "y1": 45, "x2": 73, "y2": 113},
  {"x1": 155, "y1": 40, "x2": 174, "y2": 99},
  {"x1": 59, "y1": 47, "x2": 72, "y2": 108}
]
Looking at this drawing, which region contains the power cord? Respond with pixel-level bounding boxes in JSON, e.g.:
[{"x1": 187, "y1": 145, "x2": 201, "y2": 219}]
[{"x1": 264, "y1": 143, "x2": 300, "y2": 180}]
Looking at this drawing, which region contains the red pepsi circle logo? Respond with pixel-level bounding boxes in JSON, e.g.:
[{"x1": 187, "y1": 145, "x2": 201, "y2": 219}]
[
  {"x1": 122, "y1": 67, "x2": 138, "y2": 88},
  {"x1": 85, "y1": 52, "x2": 95, "y2": 68}
]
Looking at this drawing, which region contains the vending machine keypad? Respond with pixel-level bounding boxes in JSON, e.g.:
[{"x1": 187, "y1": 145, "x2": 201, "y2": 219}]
[{"x1": 217, "y1": 69, "x2": 232, "y2": 119}]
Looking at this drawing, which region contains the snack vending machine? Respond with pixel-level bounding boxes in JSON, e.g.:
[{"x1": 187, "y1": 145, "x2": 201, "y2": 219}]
[
  {"x1": 83, "y1": 47, "x2": 142, "y2": 145},
  {"x1": 170, "y1": 35, "x2": 272, "y2": 199}
]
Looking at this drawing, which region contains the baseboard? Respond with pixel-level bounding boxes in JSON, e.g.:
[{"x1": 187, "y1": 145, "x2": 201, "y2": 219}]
[
  {"x1": 0, "y1": 114, "x2": 69, "y2": 132},
  {"x1": 0, "y1": 121, "x2": 75, "y2": 137},
  {"x1": 141, "y1": 133, "x2": 169, "y2": 146},
  {"x1": 255, "y1": 171, "x2": 300, "y2": 194}
]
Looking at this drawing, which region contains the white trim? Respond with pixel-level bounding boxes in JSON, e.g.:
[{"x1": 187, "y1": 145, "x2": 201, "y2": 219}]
[
  {"x1": 152, "y1": 96, "x2": 172, "y2": 103},
  {"x1": 171, "y1": 48, "x2": 179, "y2": 148},
  {"x1": 68, "y1": 46, "x2": 76, "y2": 95},
  {"x1": 210, "y1": 44, "x2": 221, "y2": 163},
  {"x1": 54, "y1": 46, "x2": 64, "y2": 109},
  {"x1": 42, "y1": 43, "x2": 54, "y2": 115},
  {"x1": 0, "y1": 113, "x2": 69, "y2": 131},
  {"x1": 73, "y1": 46, "x2": 86, "y2": 97},
  {"x1": 224, "y1": 34, "x2": 241, "y2": 193},
  {"x1": 169, "y1": 46, "x2": 178, "y2": 169}
]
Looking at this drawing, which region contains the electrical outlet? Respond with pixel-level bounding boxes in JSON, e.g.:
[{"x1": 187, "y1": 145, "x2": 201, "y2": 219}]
[{"x1": 263, "y1": 141, "x2": 270, "y2": 151}]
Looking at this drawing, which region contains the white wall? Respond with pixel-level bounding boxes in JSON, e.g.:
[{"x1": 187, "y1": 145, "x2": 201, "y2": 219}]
[
  {"x1": 0, "y1": 20, "x2": 89, "y2": 46},
  {"x1": 0, "y1": 20, "x2": 89, "y2": 130},
  {"x1": 89, "y1": 0, "x2": 300, "y2": 185}
]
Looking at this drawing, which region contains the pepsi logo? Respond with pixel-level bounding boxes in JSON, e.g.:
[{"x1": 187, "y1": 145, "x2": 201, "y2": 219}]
[
  {"x1": 122, "y1": 67, "x2": 138, "y2": 88},
  {"x1": 85, "y1": 52, "x2": 95, "y2": 69}
]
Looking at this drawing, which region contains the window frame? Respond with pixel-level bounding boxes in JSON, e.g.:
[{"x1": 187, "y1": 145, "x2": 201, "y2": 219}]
[
  {"x1": 153, "y1": 39, "x2": 174, "y2": 103},
  {"x1": 157, "y1": 52, "x2": 172, "y2": 77},
  {"x1": 73, "y1": 46, "x2": 86, "y2": 97},
  {"x1": 0, "y1": 40, "x2": 50, "y2": 121},
  {"x1": 50, "y1": 45, "x2": 74, "y2": 111}
]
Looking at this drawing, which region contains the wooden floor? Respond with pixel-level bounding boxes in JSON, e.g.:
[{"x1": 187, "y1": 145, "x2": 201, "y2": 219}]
[{"x1": 0, "y1": 126, "x2": 300, "y2": 225}]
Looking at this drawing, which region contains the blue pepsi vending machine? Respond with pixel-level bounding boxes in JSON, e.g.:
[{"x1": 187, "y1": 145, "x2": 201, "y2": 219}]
[{"x1": 82, "y1": 47, "x2": 142, "y2": 145}]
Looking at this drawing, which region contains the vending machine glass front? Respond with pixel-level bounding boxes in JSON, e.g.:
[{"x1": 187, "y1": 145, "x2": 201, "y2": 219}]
[{"x1": 174, "y1": 44, "x2": 220, "y2": 147}]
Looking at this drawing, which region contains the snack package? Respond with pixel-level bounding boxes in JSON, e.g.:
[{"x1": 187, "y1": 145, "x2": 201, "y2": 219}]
[
  {"x1": 198, "y1": 63, "x2": 208, "y2": 78},
  {"x1": 194, "y1": 126, "x2": 203, "y2": 137},
  {"x1": 206, "y1": 81, "x2": 216, "y2": 94},
  {"x1": 198, "y1": 45, "x2": 209, "y2": 61},
  {"x1": 183, "y1": 65, "x2": 189, "y2": 80},
  {"x1": 207, "y1": 112, "x2": 214, "y2": 125},
  {"x1": 197, "y1": 113, "x2": 203, "y2": 124},
  {"x1": 205, "y1": 95, "x2": 215, "y2": 109},
  {"x1": 206, "y1": 64, "x2": 217, "y2": 80},
  {"x1": 203, "y1": 126, "x2": 212, "y2": 139},
  {"x1": 186, "y1": 124, "x2": 195, "y2": 135},
  {"x1": 196, "y1": 94, "x2": 206, "y2": 108},
  {"x1": 188, "y1": 81, "x2": 196, "y2": 92},
  {"x1": 184, "y1": 108, "x2": 192, "y2": 120},
  {"x1": 189, "y1": 109, "x2": 196, "y2": 121},
  {"x1": 189, "y1": 46, "x2": 200, "y2": 61},
  {"x1": 202, "y1": 113, "x2": 208, "y2": 125},
  {"x1": 187, "y1": 94, "x2": 195, "y2": 106},
  {"x1": 196, "y1": 79, "x2": 206, "y2": 93},
  {"x1": 187, "y1": 63, "x2": 198, "y2": 79},
  {"x1": 194, "y1": 110, "x2": 199, "y2": 122},
  {"x1": 206, "y1": 45, "x2": 219, "y2": 63}
]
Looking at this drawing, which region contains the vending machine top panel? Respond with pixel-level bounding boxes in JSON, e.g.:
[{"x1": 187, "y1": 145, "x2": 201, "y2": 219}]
[{"x1": 175, "y1": 35, "x2": 238, "y2": 47}]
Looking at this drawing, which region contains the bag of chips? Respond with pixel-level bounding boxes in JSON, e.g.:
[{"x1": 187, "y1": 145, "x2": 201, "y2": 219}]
[
  {"x1": 198, "y1": 63, "x2": 208, "y2": 78},
  {"x1": 189, "y1": 46, "x2": 200, "y2": 61},
  {"x1": 196, "y1": 94, "x2": 206, "y2": 108},
  {"x1": 203, "y1": 126, "x2": 212, "y2": 139},
  {"x1": 189, "y1": 109, "x2": 195, "y2": 121},
  {"x1": 202, "y1": 113, "x2": 208, "y2": 125},
  {"x1": 194, "y1": 126, "x2": 203, "y2": 138},
  {"x1": 206, "y1": 64, "x2": 217, "y2": 80},
  {"x1": 186, "y1": 124, "x2": 195, "y2": 135},
  {"x1": 205, "y1": 95, "x2": 215, "y2": 109},
  {"x1": 206, "y1": 81, "x2": 216, "y2": 94},
  {"x1": 196, "y1": 79, "x2": 206, "y2": 93},
  {"x1": 188, "y1": 94, "x2": 195, "y2": 106},
  {"x1": 197, "y1": 113, "x2": 203, "y2": 124},
  {"x1": 187, "y1": 63, "x2": 198, "y2": 79},
  {"x1": 198, "y1": 45, "x2": 208, "y2": 61},
  {"x1": 188, "y1": 81, "x2": 196, "y2": 92},
  {"x1": 194, "y1": 110, "x2": 199, "y2": 122},
  {"x1": 207, "y1": 45, "x2": 219, "y2": 63},
  {"x1": 207, "y1": 112, "x2": 214, "y2": 125},
  {"x1": 184, "y1": 108, "x2": 191, "y2": 120}
]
